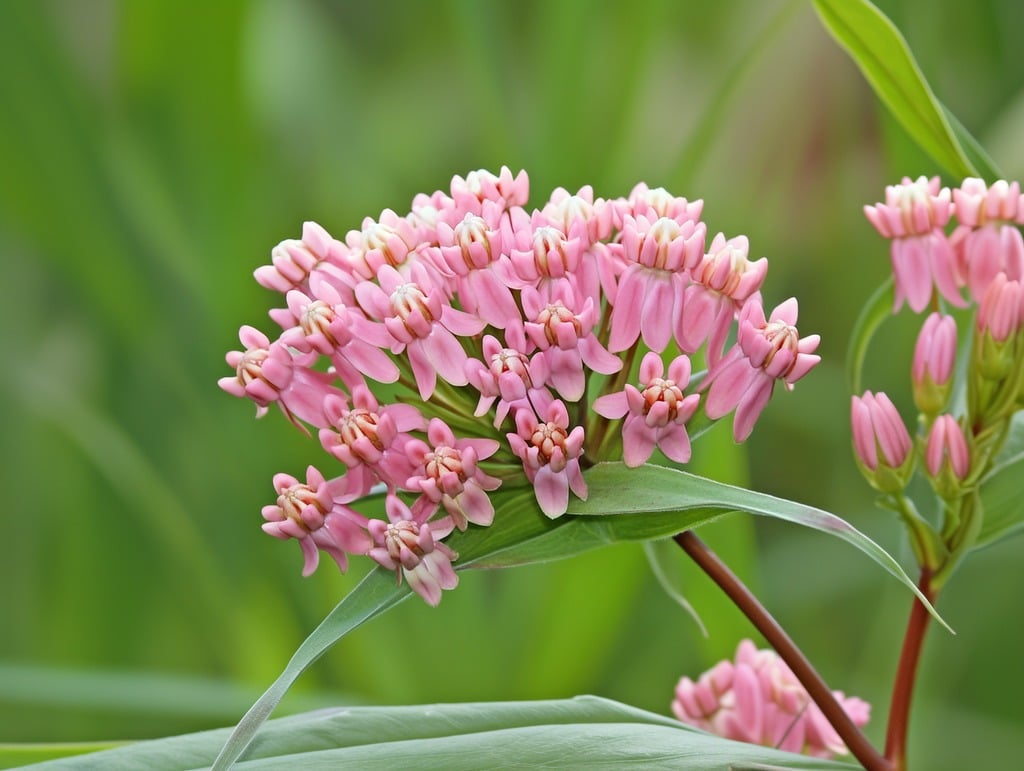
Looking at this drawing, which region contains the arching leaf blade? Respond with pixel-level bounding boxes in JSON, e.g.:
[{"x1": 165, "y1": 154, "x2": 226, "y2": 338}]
[
  {"x1": 813, "y1": 0, "x2": 975, "y2": 178},
  {"x1": 568, "y1": 463, "x2": 949, "y2": 632}
]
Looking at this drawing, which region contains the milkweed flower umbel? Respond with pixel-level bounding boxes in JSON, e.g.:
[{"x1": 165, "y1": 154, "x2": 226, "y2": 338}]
[
  {"x1": 672, "y1": 639, "x2": 870, "y2": 759},
  {"x1": 222, "y1": 168, "x2": 820, "y2": 603}
]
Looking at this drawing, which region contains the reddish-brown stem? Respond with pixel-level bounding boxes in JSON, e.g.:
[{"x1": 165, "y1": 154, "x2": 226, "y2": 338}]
[
  {"x1": 674, "y1": 531, "x2": 892, "y2": 771},
  {"x1": 884, "y1": 569, "x2": 935, "y2": 771}
]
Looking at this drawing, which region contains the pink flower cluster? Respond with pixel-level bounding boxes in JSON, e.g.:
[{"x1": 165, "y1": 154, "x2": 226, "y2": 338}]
[
  {"x1": 864, "y1": 176, "x2": 1024, "y2": 313},
  {"x1": 672, "y1": 639, "x2": 870, "y2": 759},
  {"x1": 222, "y1": 168, "x2": 820, "y2": 603},
  {"x1": 855, "y1": 176, "x2": 1024, "y2": 495}
]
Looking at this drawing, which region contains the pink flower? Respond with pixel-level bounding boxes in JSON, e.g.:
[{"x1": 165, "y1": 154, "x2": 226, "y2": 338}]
[
  {"x1": 261, "y1": 467, "x2": 372, "y2": 577},
  {"x1": 925, "y1": 414, "x2": 969, "y2": 480},
  {"x1": 356, "y1": 263, "x2": 486, "y2": 399},
  {"x1": 609, "y1": 214, "x2": 706, "y2": 353},
  {"x1": 703, "y1": 299, "x2": 820, "y2": 442},
  {"x1": 507, "y1": 400, "x2": 587, "y2": 518},
  {"x1": 319, "y1": 386, "x2": 427, "y2": 492},
  {"x1": 672, "y1": 639, "x2": 870, "y2": 759},
  {"x1": 449, "y1": 166, "x2": 529, "y2": 216},
  {"x1": 272, "y1": 283, "x2": 399, "y2": 388},
  {"x1": 406, "y1": 419, "x2": 503, "y2": 531},
  {"x1": 219, "y1": 325, "x2": 341, "y2": 430},
  {"x1": 522, "y1": 281, "x2": 622, "y2": 402},
  {"x1": 255, "y1": 221, "x2": 348, "y2": 295},
  {"x1": 864, "y1": 176, "x2": 963, "y2": 312},
  {"x1": 368, "y1": 511, "x2": 458, "y2": 607},
  {"x1": 594, "y1": 352, "x2": 701, "y2": 466},
  {"x1": 507, "y1": 209, "x2": 586, "y2": 287},
  {"x1": 464, "y1": 327, "x2": 552, "y2": 428},
  {"x1": 344, "y1": 208, "x2": 424, "y2": 280},
  {"x1": 435, "y1": 206, "x2": 520, "y2": 328},
  {"x1": 952, "y1": 178, "x2": 1024, "y2": 301},
  {"x1": 620, "y1": 182, "x2": 704, "y2": 226},
  {"x1": 679, "y1": 233, "x2": 768, "y2": 362},
  {"x1": 540, "y1": 185, "x2": 615, "y2": 245}
]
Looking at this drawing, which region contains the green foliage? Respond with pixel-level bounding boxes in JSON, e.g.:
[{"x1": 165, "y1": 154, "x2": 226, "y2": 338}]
[
  {"x1": 2, "y1": 1, "x2": 1024, "y2": 768},
  {"x1": 213, "y1": 462, "x2": 935, "y2": 767},
  {"x1": 24, "y1": 697, "x2": 857, "y2": 771},
  {"x1": 813, "y1": 0, "x2": 978, "y2": 179}
]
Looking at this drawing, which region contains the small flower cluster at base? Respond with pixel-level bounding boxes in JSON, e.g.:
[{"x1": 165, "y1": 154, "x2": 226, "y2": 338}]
[
  {"x1": 672, "y1": 639, "x2": 870, "y2": 759},
  {"x1": 223, "y1": 168, "x2": 821, "y2": 604}
]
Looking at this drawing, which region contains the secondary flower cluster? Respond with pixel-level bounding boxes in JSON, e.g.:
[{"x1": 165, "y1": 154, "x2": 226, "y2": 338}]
[
  {"x1": 856, "y1": 176, "x2": 1024, "y2": 557},
  {"x1": 221, "y1": 168, "x2": 820, "y2": 604},
  {"x1": 672, "y1": 639, "x2": 870, "y2": 759}
]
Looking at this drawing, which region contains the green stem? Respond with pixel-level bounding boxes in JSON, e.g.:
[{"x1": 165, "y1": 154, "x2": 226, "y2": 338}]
[
  {"x1": 673, "y1": 531, "x2": 891, "y2": 771},
  {"x1": 887, "y1": 493, "x2": 944, "y2": 571}
]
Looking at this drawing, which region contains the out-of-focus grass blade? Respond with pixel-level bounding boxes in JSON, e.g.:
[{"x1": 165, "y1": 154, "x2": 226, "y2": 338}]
[{"x1": 0, "y1": 742, "x2": 127, "y2": 769}]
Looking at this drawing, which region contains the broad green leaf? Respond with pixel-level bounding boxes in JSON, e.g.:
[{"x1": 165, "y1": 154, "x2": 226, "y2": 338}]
[
  {"x1": 975, "y1": 412, "x2": 1024, "y2": 549},
  {"x1": 568, "y1": 463, "x2": 947, "y2": 631},
  {"x1": 813, "y1": 0, "x2": 976, "y2": 179},
  {"x1": 23, "y1": 697, "x2": 856, "y2": 770},
  {"x1": 846, "y1": 276, "x2": 894, "y2": 394}
]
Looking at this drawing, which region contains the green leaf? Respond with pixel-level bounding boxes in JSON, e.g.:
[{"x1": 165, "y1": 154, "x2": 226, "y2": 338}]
[
  {"x1": 21, "y1": 697, "x2": 857, "y2": 770},
  {"x1": 976, "y1": 412, "x2": 1024, "y2": 549},
  {"x1": 210, "y1": 569, "x2": 412, "y2": 770},
  {"x1": 205, "y1": 460, "x2": 942, "y2": 766},
  {"x1": 812, "y1": 0, "x2": 977, "y2": 179},
  {"x1": 643, "y1": 540, "x2": 708, "y2": 636},
  {"x1": 568, "y1": 463, "x2": 948, "y2": 632},
  {"x1": 846, "y1": 276, "x2": 894, "y2": 394}
]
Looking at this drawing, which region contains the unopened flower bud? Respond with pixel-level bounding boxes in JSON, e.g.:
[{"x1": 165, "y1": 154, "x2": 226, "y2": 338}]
[
  {"x1": 912, "y1": 313, "x2": 957, "y2": 416},
  {"x1": 925, "y1": 414, "x2": 970, "y2": 499},
  {"x1": 850, "y1": 391, "x2": 914, "y2": 493},
  {"x1": 975, "y1": 273, "x2": 1024, "y2": 381}
]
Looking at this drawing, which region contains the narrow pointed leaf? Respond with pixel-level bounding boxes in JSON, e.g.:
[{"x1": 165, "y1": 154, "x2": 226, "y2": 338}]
[
  {"x1": 25, "y1": 697, "x2": 856, "y2": 770},
  {"x1": 813, "y1": 0, "x2": 976, "y2": 179},
  {"x1": 643, "y1": 540, "x2": 708, "y2": 636},
  {"x1": 567, "y1": 463, "x2": 948, "y2": 631},
  {"x1": 211, "y1": 569, "x2": 411, "y2": 770}
]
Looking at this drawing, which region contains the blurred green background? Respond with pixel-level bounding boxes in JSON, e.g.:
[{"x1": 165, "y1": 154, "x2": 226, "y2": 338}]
[{"x1": 1, "y1": 1, "x2": 1022, "y2": 768}]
